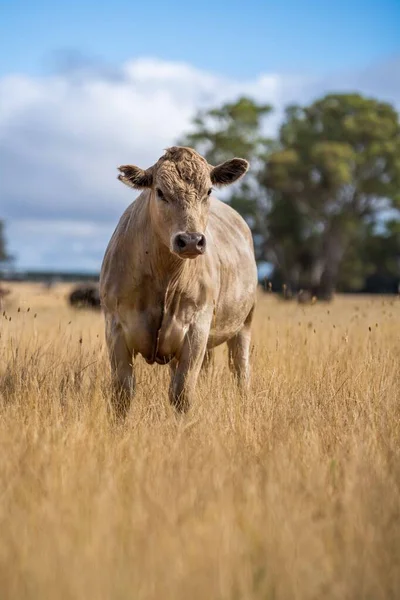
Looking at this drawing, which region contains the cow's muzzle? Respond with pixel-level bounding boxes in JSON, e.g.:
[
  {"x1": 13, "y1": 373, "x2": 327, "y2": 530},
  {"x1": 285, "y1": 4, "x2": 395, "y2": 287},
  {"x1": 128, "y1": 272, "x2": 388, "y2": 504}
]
[{"x1": 172, "y1": 232, "x2": 206, "y2": 258}]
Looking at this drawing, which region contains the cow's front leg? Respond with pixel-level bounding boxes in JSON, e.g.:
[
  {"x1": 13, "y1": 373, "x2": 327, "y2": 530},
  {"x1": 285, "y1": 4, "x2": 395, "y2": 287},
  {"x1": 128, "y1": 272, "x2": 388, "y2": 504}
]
[
  {"x1": 105, "y1": 316, "x2": 135, "y2": 421},
  {"x1": 169, "y1": 321, "x2": 210, "y2": 413}
]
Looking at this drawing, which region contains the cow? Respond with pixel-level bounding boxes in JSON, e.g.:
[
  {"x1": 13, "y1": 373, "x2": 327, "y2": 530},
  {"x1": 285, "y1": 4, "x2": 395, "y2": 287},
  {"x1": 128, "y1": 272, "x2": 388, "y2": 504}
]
[
  {"x1": 100, "y1": 146, "x2": 258, "y2": 419},
  {"x1": 69, "y1": 284, "x2": 101, "y2": 309}
]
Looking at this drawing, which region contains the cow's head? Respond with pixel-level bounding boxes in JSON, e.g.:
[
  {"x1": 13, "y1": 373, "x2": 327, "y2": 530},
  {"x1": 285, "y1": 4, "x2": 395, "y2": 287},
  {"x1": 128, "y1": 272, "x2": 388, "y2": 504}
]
[{"x1": 118, "y1": 146, "x2": 248, "y2": 259}]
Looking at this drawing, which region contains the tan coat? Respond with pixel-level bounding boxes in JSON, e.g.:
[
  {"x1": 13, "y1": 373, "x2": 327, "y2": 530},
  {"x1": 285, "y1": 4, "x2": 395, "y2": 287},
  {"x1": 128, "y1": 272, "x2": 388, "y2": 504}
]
[{"x1": 100, "y1": 147, "x2": 257, "y2": 417}]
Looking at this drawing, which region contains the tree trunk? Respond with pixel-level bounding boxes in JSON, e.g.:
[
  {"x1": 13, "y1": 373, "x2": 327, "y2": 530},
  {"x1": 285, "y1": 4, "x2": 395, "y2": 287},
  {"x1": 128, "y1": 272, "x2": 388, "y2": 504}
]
[
  {"x1": 317, "y1": 220, "x2": 348, "y2": 301},
  {"x1": 318, "y1": 269, "x2": 336, "y2": 301}
]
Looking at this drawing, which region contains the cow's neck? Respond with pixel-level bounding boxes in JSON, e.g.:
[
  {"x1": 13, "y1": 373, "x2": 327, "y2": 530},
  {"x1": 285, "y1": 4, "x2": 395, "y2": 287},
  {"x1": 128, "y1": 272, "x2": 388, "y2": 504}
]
[{"x1": 149, "y1": 236, "x2": 181, "y2": 280}]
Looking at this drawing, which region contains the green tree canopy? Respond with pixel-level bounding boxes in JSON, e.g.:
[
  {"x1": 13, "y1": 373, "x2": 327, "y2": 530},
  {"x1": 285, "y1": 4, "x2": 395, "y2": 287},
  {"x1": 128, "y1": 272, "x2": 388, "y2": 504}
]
[
  {"x1": 262, "y1": 94, "x2": 400, "y2": 297},
  {"x1": 180, "y1": 96, "x2": 273, "y2": 165}
]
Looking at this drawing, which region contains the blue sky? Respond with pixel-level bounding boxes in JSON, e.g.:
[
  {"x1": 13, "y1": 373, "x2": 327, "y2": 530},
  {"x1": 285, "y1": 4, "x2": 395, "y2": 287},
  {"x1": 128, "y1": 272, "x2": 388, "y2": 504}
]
[
  {"x1": 1, "y1": 0, "x2": 400, "y2": 271},
  {"x1": 1, "y1": 0, "x2": 399, "y2": 78}
]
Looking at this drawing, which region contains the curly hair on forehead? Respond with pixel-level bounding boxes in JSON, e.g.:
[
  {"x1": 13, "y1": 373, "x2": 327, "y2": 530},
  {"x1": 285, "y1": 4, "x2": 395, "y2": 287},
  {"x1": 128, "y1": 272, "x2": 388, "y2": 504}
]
[
  {"x1": 162, "y1": 146, "x2": 209, "y2": 165},
  {"x1": 155, "y1": 146, "x2": 212, "y2": 192}
]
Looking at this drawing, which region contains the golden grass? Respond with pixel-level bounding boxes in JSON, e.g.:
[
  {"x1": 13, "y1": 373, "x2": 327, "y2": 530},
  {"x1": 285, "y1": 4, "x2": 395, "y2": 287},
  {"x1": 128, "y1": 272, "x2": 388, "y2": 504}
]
[{"x1": 0, "y1": 283, "x2": 399, "y2": 599}]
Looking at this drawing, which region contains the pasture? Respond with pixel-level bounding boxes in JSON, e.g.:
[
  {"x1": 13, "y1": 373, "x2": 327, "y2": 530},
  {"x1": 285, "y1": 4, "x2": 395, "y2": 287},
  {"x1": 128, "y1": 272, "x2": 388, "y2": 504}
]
[{"x1": 0, "y1": 283, "x2": 399, "y2": 599}]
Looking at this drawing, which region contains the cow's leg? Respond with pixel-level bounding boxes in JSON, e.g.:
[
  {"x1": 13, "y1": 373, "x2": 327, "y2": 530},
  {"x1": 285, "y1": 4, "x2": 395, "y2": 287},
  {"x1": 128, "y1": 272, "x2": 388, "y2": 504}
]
[
  {"x1": 105, "y1": 317, "x2": 135, "y2": 420},
  {"x1": 169, "y1": 323, "x2": 209, "y2": 413},
  {"x1": 226, "y1": 306, "x2": 254, "y2": 391}
]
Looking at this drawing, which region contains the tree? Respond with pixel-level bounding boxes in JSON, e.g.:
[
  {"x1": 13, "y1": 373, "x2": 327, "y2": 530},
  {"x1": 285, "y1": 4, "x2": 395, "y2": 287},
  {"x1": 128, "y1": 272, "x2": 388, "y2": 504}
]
[{"x1": 262, "y1": 94, "x2": 400, "y2": 298}]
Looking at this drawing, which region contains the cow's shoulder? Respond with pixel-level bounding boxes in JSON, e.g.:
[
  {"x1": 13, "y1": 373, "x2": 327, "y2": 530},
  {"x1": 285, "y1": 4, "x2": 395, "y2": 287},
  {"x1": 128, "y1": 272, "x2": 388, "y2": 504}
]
[{"x1": 209, "y1": 197, "x2": 253, "y2": 245}]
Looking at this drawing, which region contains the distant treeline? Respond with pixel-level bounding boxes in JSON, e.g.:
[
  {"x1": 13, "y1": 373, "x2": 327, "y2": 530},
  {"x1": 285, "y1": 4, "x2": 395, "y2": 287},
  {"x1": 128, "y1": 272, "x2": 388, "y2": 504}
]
[
  {"x1": 1, "y1": 270, "x2": 399, "y2": 295},
  {"x1": 266, "y1": 272, "x2": 399, "y2": 296},
  {"x1": 1, "y1": 270, "x2": 99, "y2": 283}
]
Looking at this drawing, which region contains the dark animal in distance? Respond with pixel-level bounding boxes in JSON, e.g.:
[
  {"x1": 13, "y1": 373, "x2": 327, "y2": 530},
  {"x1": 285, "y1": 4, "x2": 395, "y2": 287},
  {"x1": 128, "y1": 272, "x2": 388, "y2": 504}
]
[{"x1": 68, "y1": 284, "x2": 101, "y2": 309}]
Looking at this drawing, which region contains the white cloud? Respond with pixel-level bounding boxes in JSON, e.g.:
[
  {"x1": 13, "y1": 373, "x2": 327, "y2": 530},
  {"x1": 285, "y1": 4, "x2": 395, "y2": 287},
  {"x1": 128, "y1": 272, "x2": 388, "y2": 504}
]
[
  {"x1": 6, "y1": 220, "x2": 110, "y2": 271},
  {"x1": 1, "y1": 56, "x2": 399, "y2": 270}
]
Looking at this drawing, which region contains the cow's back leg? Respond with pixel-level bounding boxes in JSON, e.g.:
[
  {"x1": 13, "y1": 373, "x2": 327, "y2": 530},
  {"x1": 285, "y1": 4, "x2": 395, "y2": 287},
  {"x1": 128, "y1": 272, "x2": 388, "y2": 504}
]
[
  {"x1": 226, "y1": 305, "x2": 254, "y2": 391},
  {"x1": 105, "y1": 316, "x2": 135, "y2": 420}
]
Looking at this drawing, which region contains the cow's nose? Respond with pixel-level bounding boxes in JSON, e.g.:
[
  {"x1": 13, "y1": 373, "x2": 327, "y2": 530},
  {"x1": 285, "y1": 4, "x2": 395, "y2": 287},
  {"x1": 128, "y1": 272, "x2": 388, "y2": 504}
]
[{"x1": 173, "y1": 232, "x2": 206, "y2": 257}]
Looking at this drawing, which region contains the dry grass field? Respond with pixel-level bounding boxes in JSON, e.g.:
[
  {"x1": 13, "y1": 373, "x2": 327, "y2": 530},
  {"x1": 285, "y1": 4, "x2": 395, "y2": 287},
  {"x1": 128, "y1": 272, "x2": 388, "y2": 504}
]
[{"x1": 0, "y1": 283, "x2": 399, "y2": 599}]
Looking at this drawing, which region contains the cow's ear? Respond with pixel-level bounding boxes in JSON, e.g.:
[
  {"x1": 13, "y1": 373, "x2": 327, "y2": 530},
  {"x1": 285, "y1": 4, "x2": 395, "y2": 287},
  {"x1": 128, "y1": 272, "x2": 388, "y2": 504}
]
[
  {"x1": 210, "y1": 158, "x2": 249, "y2": 187},
  {"x1": 118, "y1": 165, "x2": 153, "y2": 189}
]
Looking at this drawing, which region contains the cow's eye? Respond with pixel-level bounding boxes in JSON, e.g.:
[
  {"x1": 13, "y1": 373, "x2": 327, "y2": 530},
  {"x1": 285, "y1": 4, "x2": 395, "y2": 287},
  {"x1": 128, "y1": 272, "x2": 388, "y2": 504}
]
[
  {"x1": 156, "y1": 188, "x2": 167, "y2": 202},
  {"x1": 207, "y1": 188, "x2": 212, "y2": 196}
]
